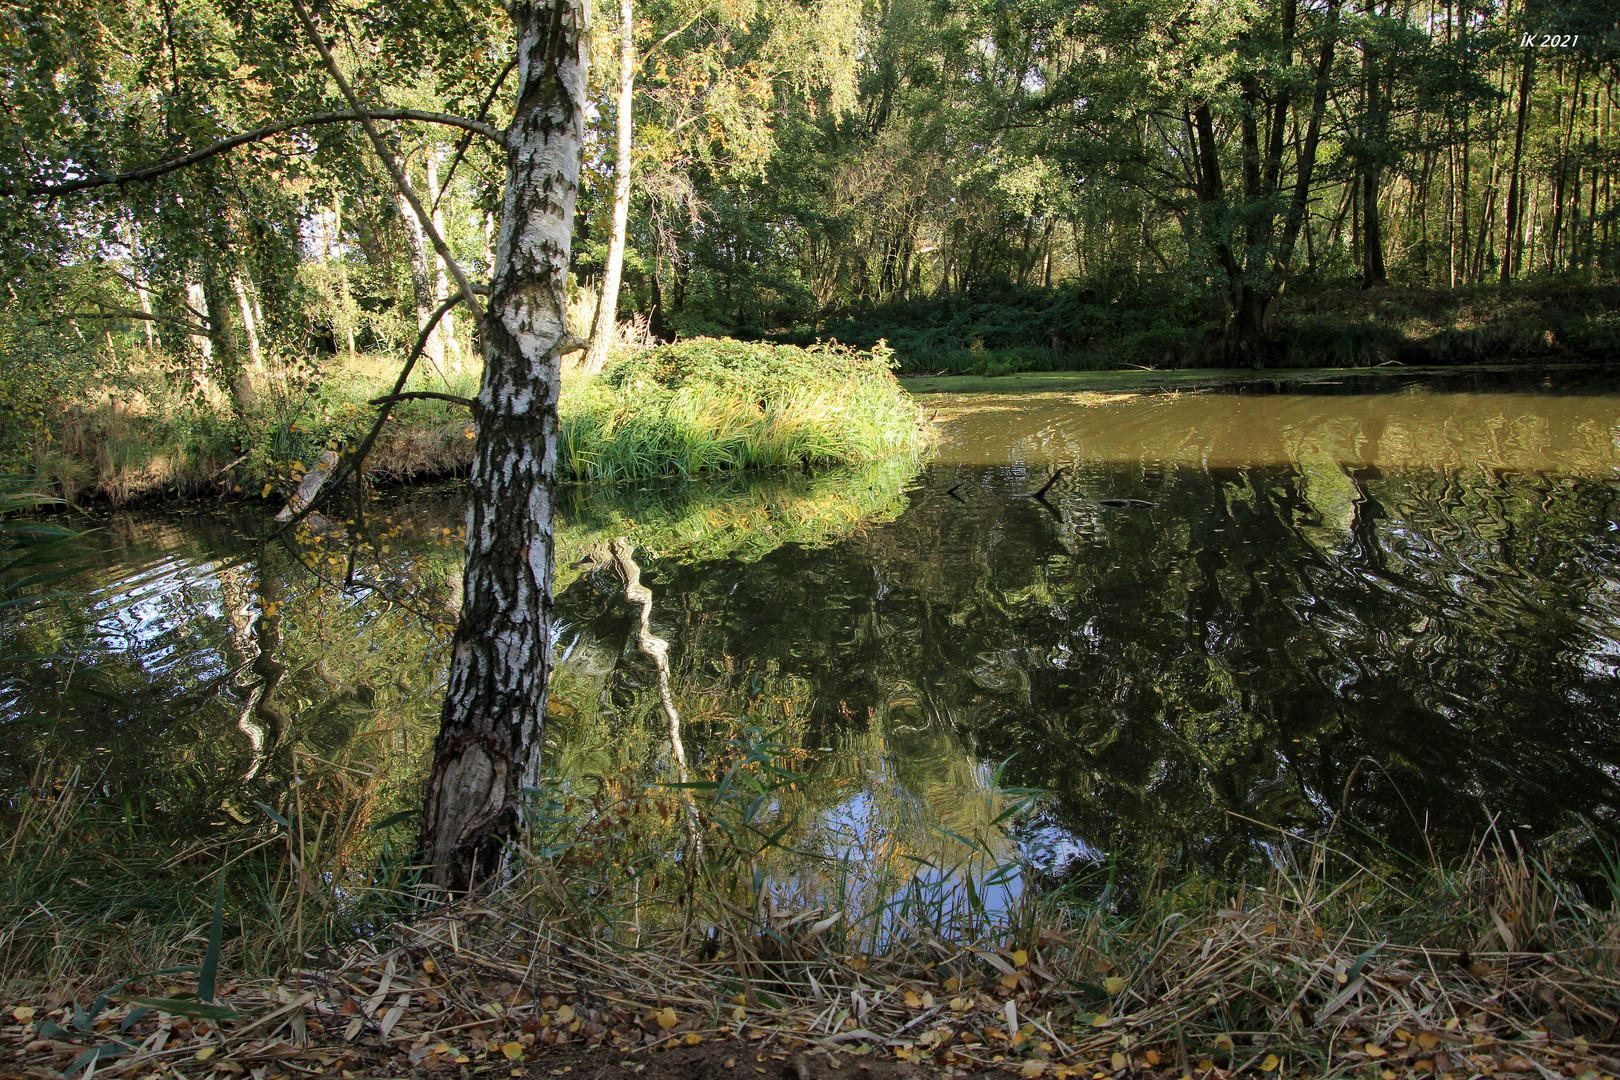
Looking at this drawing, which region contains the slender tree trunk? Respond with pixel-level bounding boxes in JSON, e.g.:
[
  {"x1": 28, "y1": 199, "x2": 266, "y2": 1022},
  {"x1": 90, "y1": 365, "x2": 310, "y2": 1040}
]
[
  {"x1": 231, "y1": 274, "x2": 263, "y2": 372},
  {"x1": 1501, "y1": 47, "x2": 1534, "y2": 287},
  {"x1": 332, "y1": 193, "x2": 357, "y2": 360},
  {"x1": 399, "y1": 179, "x2": 445, "y2": 371},
  {"x1": 419, "y1": 0, "x2": 590, "y2": 895},
  {"x1": 1361, "y1": 35, "x2": 1388, "y2": 287},
  {"x1": 426, "y1": 148, "x2": 459, "y2": 370},
  {"x1": 582, "y1": 0, "x2": 636, "y2": 377}
]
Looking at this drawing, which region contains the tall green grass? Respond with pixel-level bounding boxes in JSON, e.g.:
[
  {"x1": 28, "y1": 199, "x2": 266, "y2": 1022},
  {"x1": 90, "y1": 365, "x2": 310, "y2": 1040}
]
[{"x1": 558, "y1": 338, "x2": 931, "y2": 483}]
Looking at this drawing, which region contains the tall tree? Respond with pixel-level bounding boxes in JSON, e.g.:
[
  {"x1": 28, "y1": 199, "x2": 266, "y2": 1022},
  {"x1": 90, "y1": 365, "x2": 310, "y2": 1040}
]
[{"x1": 581, "y1": 0, "x2": 636, "y2": 376}]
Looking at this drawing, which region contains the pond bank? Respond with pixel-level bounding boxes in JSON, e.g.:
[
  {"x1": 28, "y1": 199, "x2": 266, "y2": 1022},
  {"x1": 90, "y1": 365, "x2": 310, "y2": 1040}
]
[
  {"x1": 14, "y1": 338, "x2": 929, "y2": 508},
  {"x1": 5, "y1": 823, "x2": 1617, "y2": 1080}
]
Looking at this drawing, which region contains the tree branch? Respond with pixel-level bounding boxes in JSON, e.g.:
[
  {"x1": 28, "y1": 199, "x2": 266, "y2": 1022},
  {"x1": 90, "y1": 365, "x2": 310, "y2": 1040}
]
[
  {"x1": 368, "y1": 390, "x2": 477, "y2": 409},
  {"x1": 432, "y1": 55, "x2": 518, "y2": 216},
  {"x1": 290, "y1": 0, "x2": 486, "y2": 325},
  {"x1": 270, "y1": 290, "x2": 475, "y2": 539},
  {"x1": 7, "y1": 110, "x2": 503, "y2": 198}
]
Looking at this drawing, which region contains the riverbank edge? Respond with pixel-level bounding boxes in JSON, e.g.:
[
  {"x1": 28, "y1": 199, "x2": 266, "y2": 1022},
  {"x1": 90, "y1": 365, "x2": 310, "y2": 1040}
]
[
  {"x1": 4, "y1": 837, "x2": 1617, "y2": 1080},
  {"x1": 14, "y1": 339, "x2": 933, "y2": 510}
]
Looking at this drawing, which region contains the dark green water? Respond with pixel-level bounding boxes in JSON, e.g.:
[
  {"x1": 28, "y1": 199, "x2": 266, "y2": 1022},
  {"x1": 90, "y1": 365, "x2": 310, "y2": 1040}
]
[{"x1": 7, "y1": 370, "x2": 1620, "y2": 893}]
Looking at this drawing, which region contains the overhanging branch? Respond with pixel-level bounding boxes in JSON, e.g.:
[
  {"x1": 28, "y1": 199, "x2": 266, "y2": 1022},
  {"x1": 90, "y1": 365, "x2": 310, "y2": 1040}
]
[{"x1": 8, "y1": 110, "x2": 503, "y2": 198}]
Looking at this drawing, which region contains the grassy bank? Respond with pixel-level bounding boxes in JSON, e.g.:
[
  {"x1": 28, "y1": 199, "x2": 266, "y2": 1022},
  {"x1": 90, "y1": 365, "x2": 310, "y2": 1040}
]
[
  {"x1": 8, "y1": 338, "x2": 929, "y2": 506},
  {"x1": 794, "y1": 281, "x2": 1620, "y2": 375},
  {"x1": 5, "y1": 741, "x2": 1620, "y2": 1079},
  {"x1": 559, "y1": 338, "x2": 930, "y2": 483}
]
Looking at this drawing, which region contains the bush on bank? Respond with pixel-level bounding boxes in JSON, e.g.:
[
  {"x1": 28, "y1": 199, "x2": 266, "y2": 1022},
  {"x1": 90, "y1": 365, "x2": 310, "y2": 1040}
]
[{"x1": 558, "y1": 338, "x2": 931, "y2": 483}]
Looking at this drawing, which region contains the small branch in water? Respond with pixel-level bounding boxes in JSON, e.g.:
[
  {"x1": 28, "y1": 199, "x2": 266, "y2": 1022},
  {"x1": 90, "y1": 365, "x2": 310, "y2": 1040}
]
[
  {"x1": 1030, "y1": 467, "x2": 1066, "y2": 501},
  {"x1": 368, "y1": 391, "x2": 477, "y2": 410},
  {"x1": 944, "y1": 481, "x2": 966, "y2": 502}
]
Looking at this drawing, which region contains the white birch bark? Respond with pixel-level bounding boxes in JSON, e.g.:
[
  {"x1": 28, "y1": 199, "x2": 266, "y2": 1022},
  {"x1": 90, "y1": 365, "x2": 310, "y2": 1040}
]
[
  {"x1": 419, "y1": 0, "x2": 591, "y2": 892},
  {"x1": 581, "y1": 0, "x2": 636, "y2": 377},
  {"x1": 426, "y1": 148, "x2": 460, "y2": 370}
]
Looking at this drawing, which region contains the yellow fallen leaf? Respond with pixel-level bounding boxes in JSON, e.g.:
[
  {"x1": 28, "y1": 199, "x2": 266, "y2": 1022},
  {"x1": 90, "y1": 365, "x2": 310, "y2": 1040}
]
[
  {"x1": 1261, "y1": 1054, "x2": 1280, "y2": 1072},
  {"x1": 904, "y1": 990, "x2": 922, "y2": 1008},
  {"x1": 950, "y1": 997, "x2": 971, "y2": 1012},
  {"x1": 1111, "y1": 1052, "x2": 1127, "y2": 1070},
  {"x1": 195, "y1": 1048, "x2": 216, "y2": 1061},
  {"x1": 922, "y1": 991, "x2": 934, "y2": 1009},
  {"x1": 501, "y1": 1041, "x2": 524, "y2": 1060},
  {"x1": 1197, "y1": 1059, "x2": 1216, "y2": 1071},
  {"x1": 1012, "y1": 949, "x2": 1028, "y2": 968},
  {"x1": 1104, "y1": 976, "x2": 1126, "y2": 996},
  {"x1": 1000, "y1": 972, "x2": 1021, "y2": 990},
  {"x1": 685, "y1": 1033, "x2": 702, "y2": 1045},
  {"x1": 1145, "y1": 1050, "x2": 1161, "y2": 1066},
  {"x1": 1213, "y1": 1034, "x2": 1234, "y2": 1052},
  {"x1": 732, "y1": 1006, "x2": 746, "y2": 1022},
  {"x1": 421, "y1": 959, "x2": 436, "y2": 975},
  {"x1": 1364, "y1": 1044, "x2": 1388, "y2": 1058},
  {"x1": 731, "y1": 993, "x2": 747, "y2": 1006},
  {"x1": 655, "y1": 1006, "x2": 679, "y2": 1030},
  {"x1": 555, "y1": 1004, "x2": 575, "y2": 1024},
  {"x1": 1021, "y1": 1062, "x2": 1045, "y2": 1078},
  {"x1": 1417, "y1": 1031, "x2": 1440, "y2": 1051},
  {"x1": 11, "y1": 1006, "x2": 35, "y2": 1023}
]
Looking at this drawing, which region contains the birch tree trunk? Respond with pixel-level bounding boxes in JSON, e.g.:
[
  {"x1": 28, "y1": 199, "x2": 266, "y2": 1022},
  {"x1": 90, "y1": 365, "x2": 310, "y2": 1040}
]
[
  {"x1": 419, "y1": 0, "x2": 590, "y2": 894},
  {"x1": 425, "y1": 148, "x2": 460, "y2": 370},
  {"x1": 581, "y1": 0, "x2": 636, "y2": 377},
  {"x1": 400, "y1": 181, "x2": 445, "y2": 372}
]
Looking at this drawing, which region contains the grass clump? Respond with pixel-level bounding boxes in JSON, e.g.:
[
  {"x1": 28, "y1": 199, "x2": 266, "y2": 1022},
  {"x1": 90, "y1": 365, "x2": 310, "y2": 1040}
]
[{"x1": 559, "y1": 338, "x2": 931, "y2": 483}]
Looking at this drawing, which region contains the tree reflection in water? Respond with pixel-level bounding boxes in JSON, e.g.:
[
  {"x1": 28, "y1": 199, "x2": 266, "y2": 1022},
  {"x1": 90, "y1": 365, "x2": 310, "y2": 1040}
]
[{"x1": 7, "y1": 383, "x2": 1620, "y2": 904}]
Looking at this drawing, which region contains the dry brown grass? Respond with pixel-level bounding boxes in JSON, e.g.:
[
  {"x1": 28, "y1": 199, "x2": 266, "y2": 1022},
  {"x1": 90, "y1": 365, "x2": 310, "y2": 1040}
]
[{"x1": 6, "y1": 825, "x2": 1620, "y2": 1080}]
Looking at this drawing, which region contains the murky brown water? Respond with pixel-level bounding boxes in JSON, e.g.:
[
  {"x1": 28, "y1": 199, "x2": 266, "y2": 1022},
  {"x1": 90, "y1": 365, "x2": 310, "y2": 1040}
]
[{"x1": 7, "y1": 367, "x2": 1620, "y2": 899}]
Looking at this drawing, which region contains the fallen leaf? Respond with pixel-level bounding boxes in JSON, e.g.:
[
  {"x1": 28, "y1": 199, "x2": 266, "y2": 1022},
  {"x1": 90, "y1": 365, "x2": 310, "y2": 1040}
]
[
  {"x1": 1261, "y1": 1054, "x2": 1280, "y2": 1071},
  {"x1": 999, "y1": 972, "x2": 1021, "y2": 990},
  {"x1": 1213, "y1": 1035, "x2": 1234, "y2": 1052},
  {"x1": 421, "y1": 959, "x2": 436, "y2": 975},
  {"x1": 904, "y1": 991, "x2": 922, "y2": 1009},
  {"x1": 502, "y1": 1041, "x2": 524, "y2": 1060},
  {"x1": 1365, "y1": 1044, "x2": 1389, "y2": 1058},
  {"x1": 10, "y1": 1006, "x2": 34, "y2": 1023},
  {"x1": 1021, "y1": 1062, "x2": 1045, "y2": 1078},
  {"x1": 655, "y1": 1007, "x2": 679, "y2": 1030},
  {"x1": 1012, "y1": 950, "x2": 1029, "y2": 968},
  {"x1": 196, "y1": 1048, "x2": 216, "y2": 1061},
  {"x1": 1145, "y1": 1050, "x2": 1161, "y2": 1066},
  {"x1": 1104, "y1": 976, "x2": 1126, "y2": 996},
  {"x1": 1111, "y1": 1051, "x2": 1127, "y2": 1071},
  {"x1": 732, "y1": 1006, "x2": 746, "y2": 1022},
  {"x1": 685, "y1": 1033, "x2": 702, "y2": 1045},
  {"x1": 1418, "y1": 1032, "x2": 1440, "y2": 1051},
  {"x1": 555, "y1": 1005, "x2": 575, "y2": 1025}
]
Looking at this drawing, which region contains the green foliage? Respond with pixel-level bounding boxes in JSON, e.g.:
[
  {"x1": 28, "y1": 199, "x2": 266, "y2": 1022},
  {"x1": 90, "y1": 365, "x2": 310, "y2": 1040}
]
[{"x1": 558, "y1": 338, "x2": 930, "y2": 482}]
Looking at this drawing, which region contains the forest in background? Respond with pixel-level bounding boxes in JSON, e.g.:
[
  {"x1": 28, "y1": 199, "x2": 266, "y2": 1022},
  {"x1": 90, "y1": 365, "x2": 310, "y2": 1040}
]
[{"x1": 2, "y1": 0, "x2": 1619, "y2": 470}]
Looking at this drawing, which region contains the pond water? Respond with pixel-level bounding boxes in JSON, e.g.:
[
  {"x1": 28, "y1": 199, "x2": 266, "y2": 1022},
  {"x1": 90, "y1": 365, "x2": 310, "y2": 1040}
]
[{"x1": 7, "y1": 366, "x2": 1620, "y2": 903}]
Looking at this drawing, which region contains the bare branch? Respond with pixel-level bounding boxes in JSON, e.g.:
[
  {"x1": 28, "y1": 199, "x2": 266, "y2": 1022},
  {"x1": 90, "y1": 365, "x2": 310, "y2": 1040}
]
[
  {"x1": 433, "y1": 55, "x2": 518, "y2": 215},
  {"x1": 369, "y1": 390, "x2": 477, "y2": 409},
  {"x1": 7, "y1": 110, "x2": 503, "y2": 198},
  {"x1": 270, "y1": 290, "x2": 475, "y2": 539},
  {"x1": 290, "y1": 0, "x2": 485, "y2": 325}
]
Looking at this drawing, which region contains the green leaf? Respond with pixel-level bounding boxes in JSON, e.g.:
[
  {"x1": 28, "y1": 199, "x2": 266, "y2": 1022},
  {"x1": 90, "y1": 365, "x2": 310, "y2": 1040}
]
[
  {"x1": 366, "y1": 808, "x2": 417, "y2": 831},
  {"x1": 113, "y1": 996, "x2": 241, "y2": 1022},
  {"x1": 198, "y1": 858, "x2": 228, "y2": 1004}
]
